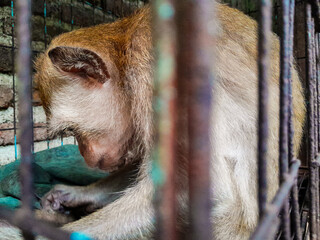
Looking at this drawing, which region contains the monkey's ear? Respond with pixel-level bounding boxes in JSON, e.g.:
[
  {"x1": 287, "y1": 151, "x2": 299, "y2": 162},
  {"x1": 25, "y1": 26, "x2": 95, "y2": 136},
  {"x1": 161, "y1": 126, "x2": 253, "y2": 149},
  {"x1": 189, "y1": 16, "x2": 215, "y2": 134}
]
[{"x1": 48, "y1": 46, "x2": 110, "y2": 84}]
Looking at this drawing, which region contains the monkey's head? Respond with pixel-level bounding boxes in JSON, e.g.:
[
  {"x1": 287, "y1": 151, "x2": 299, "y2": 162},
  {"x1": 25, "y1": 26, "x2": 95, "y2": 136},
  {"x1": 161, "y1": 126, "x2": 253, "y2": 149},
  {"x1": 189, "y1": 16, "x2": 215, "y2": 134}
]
[
  {"x1": 35, "y1": 8, "x2": 153, "y2": 172},
  {"x1": 34, "y1": 38, "x2": 136, "y2": 172}
]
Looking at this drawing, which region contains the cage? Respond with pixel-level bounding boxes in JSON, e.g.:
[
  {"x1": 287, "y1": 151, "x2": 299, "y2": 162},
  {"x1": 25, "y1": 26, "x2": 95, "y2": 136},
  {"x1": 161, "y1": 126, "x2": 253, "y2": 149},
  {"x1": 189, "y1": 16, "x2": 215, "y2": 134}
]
[{"x1": 0, "y1": 0, "x2": 319, "y2": 240}]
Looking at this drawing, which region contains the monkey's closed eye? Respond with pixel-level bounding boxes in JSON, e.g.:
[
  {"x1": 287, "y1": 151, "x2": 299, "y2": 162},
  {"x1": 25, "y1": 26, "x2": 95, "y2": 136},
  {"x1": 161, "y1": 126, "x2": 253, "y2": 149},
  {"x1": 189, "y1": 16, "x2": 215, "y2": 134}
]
[
  {"x1": 54, "y1": 127, "x2": 76, "y2": 137},
  {"x1": 64, "y1": 127, "x2": 76, "y2": 135}
]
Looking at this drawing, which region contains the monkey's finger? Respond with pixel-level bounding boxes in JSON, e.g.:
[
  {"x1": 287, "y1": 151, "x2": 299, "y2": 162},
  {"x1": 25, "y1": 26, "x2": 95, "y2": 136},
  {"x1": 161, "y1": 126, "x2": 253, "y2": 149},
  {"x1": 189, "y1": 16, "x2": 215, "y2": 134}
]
[{"x1": 41, "y1": 193, "x2": 54, "y2": 210}]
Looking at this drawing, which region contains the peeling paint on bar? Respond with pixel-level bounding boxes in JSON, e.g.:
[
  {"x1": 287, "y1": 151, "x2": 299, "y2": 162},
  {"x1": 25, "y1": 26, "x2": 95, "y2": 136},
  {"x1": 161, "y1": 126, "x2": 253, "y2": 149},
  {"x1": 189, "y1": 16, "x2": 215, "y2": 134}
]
[{"x1": 152, "y1": 0, "x2": 178, "y2": 239}]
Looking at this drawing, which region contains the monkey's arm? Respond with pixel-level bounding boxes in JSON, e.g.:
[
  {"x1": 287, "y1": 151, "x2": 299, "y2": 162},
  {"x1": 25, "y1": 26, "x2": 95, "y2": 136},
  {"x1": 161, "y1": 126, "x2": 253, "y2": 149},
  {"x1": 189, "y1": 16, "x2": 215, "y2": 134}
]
[
  {"x1": 62, "y1": 176, "x2": 154, "y2": 240},
  {"x1": 41, "y1": 163, "x2": 139, "y2": 218},
  {"x1": 0, "y1": 176, "x2": 153, "y2": 240}
]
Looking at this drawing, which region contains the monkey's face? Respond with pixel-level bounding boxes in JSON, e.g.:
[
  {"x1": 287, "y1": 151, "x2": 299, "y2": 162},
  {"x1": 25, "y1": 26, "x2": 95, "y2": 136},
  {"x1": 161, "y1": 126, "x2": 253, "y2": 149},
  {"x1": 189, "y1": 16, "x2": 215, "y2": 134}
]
[{"x1": 35, "y1": 46, "x2": 133, "y2": 172}]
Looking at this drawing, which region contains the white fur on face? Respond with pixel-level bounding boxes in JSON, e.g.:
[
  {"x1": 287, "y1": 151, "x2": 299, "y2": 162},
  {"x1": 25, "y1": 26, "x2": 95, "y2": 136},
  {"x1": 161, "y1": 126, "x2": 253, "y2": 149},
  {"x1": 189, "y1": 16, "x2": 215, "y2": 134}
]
[{"x1": 49, "y1": 80, "x2": 131, "y2": 140}]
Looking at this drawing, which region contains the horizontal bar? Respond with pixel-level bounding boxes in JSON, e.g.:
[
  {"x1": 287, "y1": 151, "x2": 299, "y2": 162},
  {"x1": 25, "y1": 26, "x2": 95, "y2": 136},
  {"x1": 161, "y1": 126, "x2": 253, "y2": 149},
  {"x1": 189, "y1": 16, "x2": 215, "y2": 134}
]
[
  {"x1": 250, "y1": 159, "x2": 301, "y2": 240},
  {"x1": 0, "y1": 44, "x2": 41, "y2": 54},
  {"x1": 0, "y1": 206, "x2": 71, "y2": 240},
  {"x1": 0, "y1": 126, "x2": 47, "y2": 132}
]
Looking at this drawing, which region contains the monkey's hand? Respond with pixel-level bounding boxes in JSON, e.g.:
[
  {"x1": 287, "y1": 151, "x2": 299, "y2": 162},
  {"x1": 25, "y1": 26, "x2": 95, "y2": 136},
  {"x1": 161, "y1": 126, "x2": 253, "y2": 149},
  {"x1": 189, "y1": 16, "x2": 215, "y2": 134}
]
[
  {"x1": 41, "y1": 184, "x2": 104, "y2": 218},
  {"x1": 42, "y1": 164, "x2": 138, "y2": 218}
]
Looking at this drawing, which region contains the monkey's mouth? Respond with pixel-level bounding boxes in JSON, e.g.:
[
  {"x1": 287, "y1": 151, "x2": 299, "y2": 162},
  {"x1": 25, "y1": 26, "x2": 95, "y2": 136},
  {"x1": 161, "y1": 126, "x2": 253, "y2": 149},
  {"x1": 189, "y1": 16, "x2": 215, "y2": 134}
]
[
  {"x1": 96, "y1": 156, "x2": 127, "y2": 172},
  {"x1": 76, "y1": 134, "x2": 135, "y2": 173}
]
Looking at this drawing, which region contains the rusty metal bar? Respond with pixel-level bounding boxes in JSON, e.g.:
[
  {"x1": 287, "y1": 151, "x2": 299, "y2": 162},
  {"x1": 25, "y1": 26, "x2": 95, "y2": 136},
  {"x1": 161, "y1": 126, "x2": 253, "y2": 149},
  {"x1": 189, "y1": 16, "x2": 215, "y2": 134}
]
[
  {"x1": 310, "y1": 17, "x2": 320, "y2": 237},
  {"x1": 316, "y1": 33, "x2": 320, "y2": 153},
  {"x1": 175, "y1": 1, "x2": 215, "y2": 239},
  {"x1": 313, "y1": 22, "x2": 318, "y2": 162},
  {"x1": 287, "y1": 0, "x2": 302, "y2": 239},
  {"x1": 287, "y1": 0, "x2": 295, "y2": 166},
  {"x1": 250, "y1": 159, "x2": 301, "y2": 240},
  {"x1": 306, "y1": 2, "x2": 318, "y2": 239},
  {"x1": 279, "y1": 0, "x2": 292, "y2": 238},
  {"x1": 152, "y1": 0, "x2": 178, "y2": 239},
  {"x1": 16, "y1": 0, "x2": 35, "y2": 239},
  {"x1": 11, "y1": 0, "x2": 18, "y2": 160},
  {"x1": 257, "y1": 0, "x2": 272, "y2": 220},
  {"x1": 0, "y1": 206, "x2": 72, "y2": 240}
]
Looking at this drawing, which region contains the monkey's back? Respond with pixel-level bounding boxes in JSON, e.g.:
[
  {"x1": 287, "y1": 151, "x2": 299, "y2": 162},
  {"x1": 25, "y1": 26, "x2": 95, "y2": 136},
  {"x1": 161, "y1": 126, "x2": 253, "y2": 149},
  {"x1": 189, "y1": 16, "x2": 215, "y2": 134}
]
[{"x1": 210, "y1": 4, "x2": 305, "y2": 240}]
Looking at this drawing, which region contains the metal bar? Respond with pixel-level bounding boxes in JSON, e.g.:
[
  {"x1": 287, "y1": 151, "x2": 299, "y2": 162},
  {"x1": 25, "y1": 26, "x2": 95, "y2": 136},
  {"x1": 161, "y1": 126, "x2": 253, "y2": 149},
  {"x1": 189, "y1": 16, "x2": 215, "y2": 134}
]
[
  {"x1": 152, "y1": 0, "x2": 177, "y2": 239},
  {"x1": 0, "y1": 206, "x2": 71, "y2": 240},
  {"x1": 310, "y1": 17, "x2": 320, "y2": 238},
  {"x1": 316, "y1": 33, "x2": 320, "y2": 153},
  {"x1": 175, "y1": 1, "x2": 215, "y2": 239},
  {"x1": 16, "y1": 0, "x2": 34, "y2": 239},
  {"x1": 0, "y1": 126, "x2": 50, "y2": 132},
  {"x1": 306, "y1": 2, "x2": 318, "y2": 239},
  {"x1": 257, "y1": 0, "x2": 272, "y2": 220},
  {"x1": 279, "y1": 0, "x2": 292, "y2": 238},
  {"x1": 43, "y1": 0, "x2": 50, "y2": 150},
  {"x1": 11, "y1": 0, "x2": 17, "y2": 160},
  {"x1": 250, "y1": 159, "x2": 301, "y2": 240},
  {"x1": 287, "y1": 0, "x2": 302, "y2": 239},
  {"x1": 316, "y1": 33, "x2": 320, "y2": 238},
  {"x1": 312, "y1": 22, "x2": 318, "y2": 162},
  {"x1": 60, "y1": 0, "x2": 64, "y2": 146}
]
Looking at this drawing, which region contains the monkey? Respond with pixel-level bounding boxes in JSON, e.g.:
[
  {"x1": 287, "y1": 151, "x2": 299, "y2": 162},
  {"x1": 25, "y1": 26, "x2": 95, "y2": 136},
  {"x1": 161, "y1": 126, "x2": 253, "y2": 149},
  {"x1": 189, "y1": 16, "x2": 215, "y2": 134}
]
[{"x1": 0, "y1": 2, "x2": 305, "y2": 240}]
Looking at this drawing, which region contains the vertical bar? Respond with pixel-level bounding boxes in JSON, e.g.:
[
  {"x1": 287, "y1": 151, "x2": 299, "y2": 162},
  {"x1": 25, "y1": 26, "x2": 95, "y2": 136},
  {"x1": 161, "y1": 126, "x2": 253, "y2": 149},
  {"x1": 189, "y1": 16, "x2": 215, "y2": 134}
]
[
  {"x1": 92, "y1": 0, "x2": 95, "y2": 25},
  {"x1": 11, "y1": 0, "x2": 18, "y2": 160},
  {"x1": 59, "y1": 0, "x2": 63, "y2": 147},
  {"x1": 317, "y1": 33, "x2": 320, "y2": 153},
  {"x1": 306, "y1": 3, "x2": 317, "y2": 239},
  {"x1": 287, "y1": 0, "x2": 295, "y2": 205},
  {"x1": 279, "y1": 0, "x2": 291, "y2": 238},
  {"x1": 59, "y1": 0, "x2": 62, "y2": 34},
  {"x1": 152, "y1": 1, "x2": 177, "y2": 239},
  {"x1": 44, "y1": 0, "x2": 50, "y2": 150},
  {"x1": 312, "y1": 21, "x2": 318, "y2": 159},
  {"x1": 16, "y1": 0, "x2": 34, "y2": 239},
  {"x1": 287, "y1": 0, "x2": 302, "y2": 239},
  {"x1": 71, "y1": 0, "x2": 74, "y2": 30},
  {"x1": 310, "y1": 18, "x2": 320, "y2": 237},
  {"x1": 44, "y1": 0, "x2": 48, "y2": 49},
  {"x1": 257, "y1": 0, "x2": 272, "y2": 220},
  {"x1": 315, "y1": 33, "x2": 320, "y2": 153},
  {"x1": 317, "y1": 33, "x2": 320, "y2": 237},
  {"x1": 175, "y1": 1, "x2": 214, "y2": 239}
]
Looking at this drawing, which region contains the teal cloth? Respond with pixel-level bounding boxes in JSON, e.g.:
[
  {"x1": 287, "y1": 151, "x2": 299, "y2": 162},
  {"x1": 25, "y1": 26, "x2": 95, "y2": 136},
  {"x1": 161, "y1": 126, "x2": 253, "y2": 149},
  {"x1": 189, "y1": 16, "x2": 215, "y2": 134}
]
[{"x1": 0, "y1": 145, "x2": 108, "y2": 209}]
